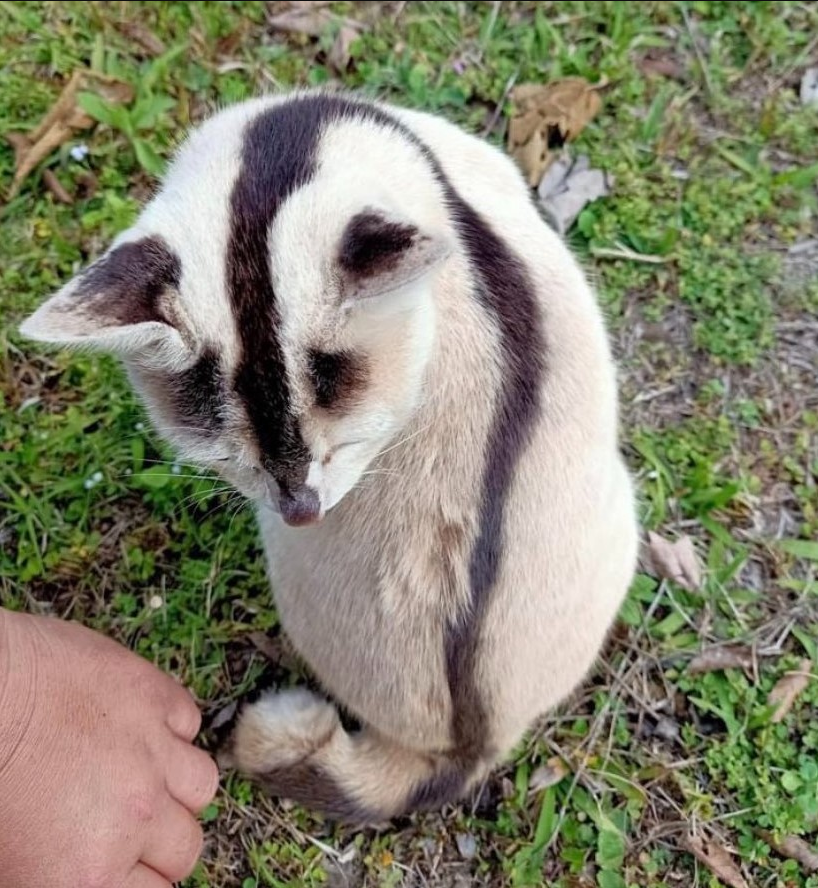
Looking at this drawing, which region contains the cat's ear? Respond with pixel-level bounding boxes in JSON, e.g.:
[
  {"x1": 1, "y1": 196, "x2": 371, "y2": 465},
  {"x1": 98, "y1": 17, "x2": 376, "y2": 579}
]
[
  {"x1": 19, "y1": 235, "x2": 188, "y2": 365},
  {"x1": 337, "y1": 209, "x2": 451, "y2": 306}
]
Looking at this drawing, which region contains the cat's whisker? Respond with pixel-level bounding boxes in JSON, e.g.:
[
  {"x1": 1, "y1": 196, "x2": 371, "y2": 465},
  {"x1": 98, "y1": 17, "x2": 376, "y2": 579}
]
[
  {"x1": 120, "y1": 472, "x2": 217, "y2": 482},
  {"x1": 174, "y1": 486, "x2": 234, "y2": 512},
  {"x1": 221, "y1": 492, "x2": 249, "y2": 538},
  {"x1": 373, "y1": 423, "x2": 432, "y2": 461}
]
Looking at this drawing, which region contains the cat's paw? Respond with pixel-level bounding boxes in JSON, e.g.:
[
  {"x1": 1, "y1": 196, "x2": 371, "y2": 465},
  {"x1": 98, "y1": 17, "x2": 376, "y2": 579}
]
[{"x1": 220, "y1": 688, "x2": 340, "y2": 774}]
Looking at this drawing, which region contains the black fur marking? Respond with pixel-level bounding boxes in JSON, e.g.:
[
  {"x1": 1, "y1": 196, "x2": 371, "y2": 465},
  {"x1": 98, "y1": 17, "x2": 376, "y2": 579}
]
[
  {"x1": 339, "y1": 211, "x2": 417, "y2": 278},
  {"x1": 260, "y1": 761, "x2": 379, "y2": 825},
  {"x1": 309, "y1": 348, "x2": 369, "y2": 411},
  {"x1": 227, "y1": 96, "x2": 390, "y2": 486},
  {"x1": 74, "y1": 235, "x2": 180, "y2": 327},
  {"x1": 326, "y1": 101, "x2": 546, "y2": 804},
  {"x1": 440, "y1": 189, "x2": 544, "y2": 761},
  {"x1": 169, "y1": 345, "x2": 225, "y2": 430}
]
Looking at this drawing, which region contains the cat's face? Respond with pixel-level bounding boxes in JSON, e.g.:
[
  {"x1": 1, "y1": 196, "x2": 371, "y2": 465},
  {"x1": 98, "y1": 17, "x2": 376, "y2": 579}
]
[{"x1": 20, "y1": 95, "x2": 452, "y2": 525}]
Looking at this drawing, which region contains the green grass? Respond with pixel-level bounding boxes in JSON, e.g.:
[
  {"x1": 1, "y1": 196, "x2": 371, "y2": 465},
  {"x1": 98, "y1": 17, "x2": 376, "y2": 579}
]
[{"x1": 2, "y1": 1, "x2": 817, "y2": 886}]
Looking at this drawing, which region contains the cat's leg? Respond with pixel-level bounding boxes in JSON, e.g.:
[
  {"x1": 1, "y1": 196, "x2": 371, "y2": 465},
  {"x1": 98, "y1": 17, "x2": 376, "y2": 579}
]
[{"x1": 221, "y1": 688, "x2": 491, "y2": 824}]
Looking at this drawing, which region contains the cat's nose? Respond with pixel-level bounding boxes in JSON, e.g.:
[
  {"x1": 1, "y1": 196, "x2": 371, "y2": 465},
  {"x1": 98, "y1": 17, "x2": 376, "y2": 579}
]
[{"x1": 278, "y1": 484, "x2": 322, "y2": 527}]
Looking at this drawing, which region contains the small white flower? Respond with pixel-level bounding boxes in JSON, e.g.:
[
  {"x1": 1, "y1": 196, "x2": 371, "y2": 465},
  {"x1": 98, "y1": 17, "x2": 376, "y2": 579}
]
[
  {"x1": 70, "y1": 144, "x2": 89, "y2": 162},
  {"x1": 92, "y1": 471, "x2": 103, "y2": 483},
  {"x1": 171, "y1": 463, "x2": 182, "y2": 475},
  {"x1": 135, "y1": 422, "x2": 145, "y2": 432},
  {"x1": 83, "y1": 478, "x2": 94, "y2": 490},
  {"x1": 149, "y1": 595, "x2": 164, "y2": 610}
]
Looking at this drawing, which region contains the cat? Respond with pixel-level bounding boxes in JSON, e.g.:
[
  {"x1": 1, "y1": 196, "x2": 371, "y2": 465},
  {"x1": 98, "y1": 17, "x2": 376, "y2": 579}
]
[{"x1": 21, "y1": 90, "x2": 638, "y2": 824}]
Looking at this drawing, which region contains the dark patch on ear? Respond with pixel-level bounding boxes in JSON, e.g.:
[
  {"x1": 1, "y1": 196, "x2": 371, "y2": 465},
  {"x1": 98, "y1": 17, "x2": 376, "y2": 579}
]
[
  {"x1": 339, "y1": 211, "x2": 418, "y2": 278},
  {"x1": 169, "y1": 345, "x2": 225, "y2": 429},
  {"x1": 74, "y1": 235, "x2": 181, "y2": 327},
  {"x1": 308, "y1": 349, "x2": 369, "y2": 411}
]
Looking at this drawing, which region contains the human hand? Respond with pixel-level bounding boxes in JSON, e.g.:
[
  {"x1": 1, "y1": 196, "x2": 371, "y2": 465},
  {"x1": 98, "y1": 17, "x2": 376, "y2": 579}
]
[{"x1": 0, "y1": 608, "x2": 219, "y2": 887}]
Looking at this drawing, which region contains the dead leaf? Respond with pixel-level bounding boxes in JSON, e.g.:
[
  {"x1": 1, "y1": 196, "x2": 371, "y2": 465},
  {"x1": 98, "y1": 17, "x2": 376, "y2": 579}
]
[
  {"x1": 759, "y1": 831, "x2": 818, "y2": 873},
  {"x1": 6, "y1": 70, "x2": 134, "y2": 199},
  {"x1": 455, "y1": 832, "x2": 477, "y2": 860},
  {"x1": 801, "y1": 67, "x2": 818, "y2": 107},
  {"x1": 768, "y1": 658, "x2": 813, "y2": 723},
  {"x1": 114, "y1": 20, "x2": 167, "y2": 56},
  {"x1": 637, "y1": 50, "x2": 684, "y2": 80},
  {"x1": 42, "y1": 169, "x2": 73, "y2": 204},
  {"x1": 647, "y1": 531, "x2": 703, "y2": 591},
  {"x1": 507, "y1": 78, "x2": 603, "y2": 187},
  {"x1": 268, "y1": 4, "x2": 364, "y2": 39},
  {"x1": 688, "y1": 644, "x2": 754, "y2": 677},
  {"x1": 537, "y1": 153, "x2": 611, "y2": 235},
  {"x1": 248, "y1": 630, "x2": 285, "y2": 664},
  {"x1": 209, "y1": 700, "x2": 238, "y2": 730},
  {"x1": 682, "y1": 834, "x2": 749, "y2": 888},
  {"x1": 328, "y1": 24, "x2": 359, "y2": 72},
  {"x1": 268, "y1": 6, "x2": 334, "y2": 35},
  {"x1": 529, "y1": 756, "x2": 570, "y2": 792},
  {"x1": 75, "y1": 170, "x2": 99, "y2": 200}
]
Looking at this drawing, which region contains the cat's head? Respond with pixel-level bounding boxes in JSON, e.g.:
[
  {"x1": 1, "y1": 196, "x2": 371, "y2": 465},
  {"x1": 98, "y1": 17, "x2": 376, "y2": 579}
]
[{"x1": 20, "y1": 94, "x2": 453, "y2": 525}]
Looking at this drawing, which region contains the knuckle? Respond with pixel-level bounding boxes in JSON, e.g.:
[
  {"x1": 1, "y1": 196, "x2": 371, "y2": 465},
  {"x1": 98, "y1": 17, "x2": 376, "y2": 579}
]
[{"x1": 125, "y1": 783, "x2": 160, "y2": 825}]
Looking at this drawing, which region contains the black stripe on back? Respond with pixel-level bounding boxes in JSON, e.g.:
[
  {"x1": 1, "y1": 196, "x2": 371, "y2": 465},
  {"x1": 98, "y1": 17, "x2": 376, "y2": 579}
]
[{"x1": 352, "y1": 105, "x2": 546, "y2": 804}]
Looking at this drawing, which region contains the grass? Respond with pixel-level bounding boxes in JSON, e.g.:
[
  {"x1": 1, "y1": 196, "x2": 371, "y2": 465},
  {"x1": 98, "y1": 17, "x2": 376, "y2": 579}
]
[{"x1": 1, "y1": 1, "x2": 817, "y2": 885}]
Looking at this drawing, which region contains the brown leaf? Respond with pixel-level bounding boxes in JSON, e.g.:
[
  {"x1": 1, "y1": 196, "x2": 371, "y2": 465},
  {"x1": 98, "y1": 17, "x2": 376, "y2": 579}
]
[
  {"x1": 6, "y1": 70, "x2": 134, "y2": 199},
  {"x1": 759, "y1": 831, "x2": 818, "y2": 874},
  {"x1": 507, "y1": 78, "x2": 603, "y2": 188},
  {"x1": 768, "y1": 658, "x2": 813, "y2": 723},
  {"x1": 529, "y1": 756, "x2": 570, "y2": 792},
  {"x1": 248, "y1": 630, "x2": 285, "y2": 664},
  {"x1": 637, "y1": 50, "x2": 684, "y2": 80},
  {"x1": 75, "y1": 170, "x2": 99, "y2": 200},
  {"x1": 114, "y1": 20, "x2": 167, "y2": 56},
  {"x1": 688, "y1": 644, "x2": 754, "y2": 676},
  {"x1": 682, "y1": 834, "x2": 749, "y2": 888},
  {"x1": 647, "y1": 531, "x2": 703, "y2": 591},
  {"x1": 328, "y1": 24, "x2": 359, "y2": 73},
  {"x1": 268, "y1": 6, "x2": 332, "y2": 35},
  {"x1": 42, "y1": 169, "x2": 73, "y2": 204}
]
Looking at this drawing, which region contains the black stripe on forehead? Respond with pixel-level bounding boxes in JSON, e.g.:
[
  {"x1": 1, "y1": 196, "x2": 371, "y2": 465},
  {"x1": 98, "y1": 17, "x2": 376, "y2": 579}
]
[{"x1": 226, "y1": 95, "x2": 384, "y2": 485}]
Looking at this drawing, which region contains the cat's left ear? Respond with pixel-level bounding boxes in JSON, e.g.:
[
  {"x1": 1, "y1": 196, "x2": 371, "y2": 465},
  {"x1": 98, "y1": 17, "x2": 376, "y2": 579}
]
[
  {"x1": 19, "y1": 234, "x2": 188, "y2": 365},
  {"x1": 337, "y1": 209, "x2": 452, "y2": 306}
]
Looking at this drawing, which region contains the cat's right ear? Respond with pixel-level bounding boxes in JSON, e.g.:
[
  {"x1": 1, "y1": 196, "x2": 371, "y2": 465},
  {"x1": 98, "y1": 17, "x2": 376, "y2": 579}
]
[
  {"x1": 19, "y1": 234, "x2": 188, "y2": 366},
  {"x1": 337, "y1": 208, "x2": 452, "y2": 308}
]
